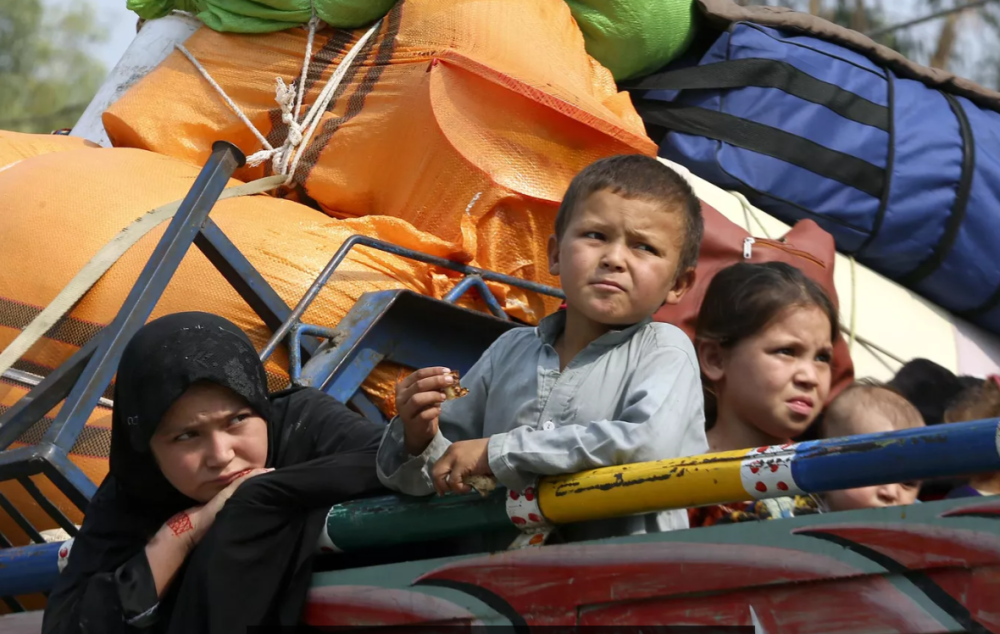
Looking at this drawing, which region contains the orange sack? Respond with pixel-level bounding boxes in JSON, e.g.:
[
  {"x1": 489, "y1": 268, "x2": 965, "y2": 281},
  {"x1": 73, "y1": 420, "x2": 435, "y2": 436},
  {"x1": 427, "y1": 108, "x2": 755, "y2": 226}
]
[
  {"x1": 103, "y1": 0, "x2": 655, "y2": 323},
  {"x1": 0, "y1": 132, "x2": 103, "y2": 562},
  {"x1": 0, "y1": 147, "x2": 503, "y2": 507},
  {"x1": 0, "y1": 130, "x2": 98, "y2": 171}
]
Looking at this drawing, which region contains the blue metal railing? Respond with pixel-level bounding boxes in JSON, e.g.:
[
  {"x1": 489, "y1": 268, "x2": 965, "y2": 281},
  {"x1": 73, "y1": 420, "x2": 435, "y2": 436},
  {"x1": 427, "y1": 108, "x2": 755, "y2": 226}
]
[{"x1": 258, "y1": 234, "x2": 564, "y2": 365}]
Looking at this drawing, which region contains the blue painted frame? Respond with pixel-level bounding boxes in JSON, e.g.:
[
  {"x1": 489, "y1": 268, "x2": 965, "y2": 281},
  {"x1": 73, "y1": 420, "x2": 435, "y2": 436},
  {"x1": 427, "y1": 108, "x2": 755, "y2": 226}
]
[
  {"x1": 0, "y1": 140, "x2": 564, "y2": 599},
  {"x1": 0, "y1": 142, "x2": 249, "y2": 513}
]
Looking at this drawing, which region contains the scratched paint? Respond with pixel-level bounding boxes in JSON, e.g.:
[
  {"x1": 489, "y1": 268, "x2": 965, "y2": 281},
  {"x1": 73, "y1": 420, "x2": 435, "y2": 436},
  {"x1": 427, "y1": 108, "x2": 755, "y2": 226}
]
[
  {"x1": 539, "y1": 449, "x2": 750, "y2": 524},
  {"x1": 305, "y1": 496, "x2": 1000, "y2": 633},
  {"x1": 792, "y1": 419, "x2": 1000, "y2": 493},
  {"x1": 303, "y1": 585, "x2": 482, "y2": 627},
  {"x1": 740, "y1": 445, "x2": 803, "y2": 498},
  {"x1": 317, "y1": 420, "x2": 1000, "y2": 551}
]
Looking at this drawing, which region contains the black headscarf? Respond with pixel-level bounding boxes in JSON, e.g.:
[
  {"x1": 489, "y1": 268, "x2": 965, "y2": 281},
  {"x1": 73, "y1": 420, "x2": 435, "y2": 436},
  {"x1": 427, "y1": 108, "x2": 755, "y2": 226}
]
[
  {"x1": 109, "y1": 311, "x2": 275, "y2": 517},
  {"x1": 44, "y1": 312, "x2": 387, "y2": 634}
]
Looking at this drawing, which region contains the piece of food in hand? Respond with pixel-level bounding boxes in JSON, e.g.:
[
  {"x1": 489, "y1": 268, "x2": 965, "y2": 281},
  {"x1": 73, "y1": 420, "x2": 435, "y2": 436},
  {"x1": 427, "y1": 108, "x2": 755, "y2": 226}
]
[
  {"x1": 465, "y1": 475, "x2": 497, "y2": 497},
  {"x1": 443, "y1": 371, "x2": 469, "y2": 400}
]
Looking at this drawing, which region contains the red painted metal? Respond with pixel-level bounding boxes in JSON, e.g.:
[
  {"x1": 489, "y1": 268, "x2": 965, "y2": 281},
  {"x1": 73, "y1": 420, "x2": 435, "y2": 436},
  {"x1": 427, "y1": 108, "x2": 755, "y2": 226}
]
[
  {"x1": 926, "y1": 567, "x2": 1000, "y2": 631},
  {"x1": 306, "y1": 501, "x2": 1000, "y2": 632},
  {"x1": 579, "y1": 576, "x2": 943, "y2": 631},
  {"x1": 303, "y1": 585, "x2": 478, "y2": 628},
  {"x1": 790, "y1": 524, "x2": 1000, "y2": 569},
  {"x1": 413, "y1": 543, "x2": 883, "y2": 627}
]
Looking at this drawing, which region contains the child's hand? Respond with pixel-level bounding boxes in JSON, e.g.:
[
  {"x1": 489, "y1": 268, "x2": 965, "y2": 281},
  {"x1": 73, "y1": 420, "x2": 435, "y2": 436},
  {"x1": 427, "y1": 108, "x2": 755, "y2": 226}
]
[
  {"x1": 431, "y1": 438, "x2": 492, "y2": 496},
  {"x1": 396, "y1": 366, "x2": 454, "y2": 456}
]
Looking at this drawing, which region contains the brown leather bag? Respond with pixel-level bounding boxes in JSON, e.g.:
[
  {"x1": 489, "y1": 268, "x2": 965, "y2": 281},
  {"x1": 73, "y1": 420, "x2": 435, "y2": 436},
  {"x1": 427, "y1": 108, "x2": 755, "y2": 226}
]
[{"x1": 655, "y1": 202, "x2": 855, "y2": 401}]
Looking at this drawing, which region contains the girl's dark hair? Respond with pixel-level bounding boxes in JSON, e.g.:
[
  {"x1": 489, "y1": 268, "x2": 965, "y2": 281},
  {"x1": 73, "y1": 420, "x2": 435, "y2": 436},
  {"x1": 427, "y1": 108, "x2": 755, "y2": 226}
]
[
  {"x1": 944, "y1": 377, "x2": 1000, "y2": 424},
  {"x1": 697, "y1": 262, "x2": 839, "y2": 348}
]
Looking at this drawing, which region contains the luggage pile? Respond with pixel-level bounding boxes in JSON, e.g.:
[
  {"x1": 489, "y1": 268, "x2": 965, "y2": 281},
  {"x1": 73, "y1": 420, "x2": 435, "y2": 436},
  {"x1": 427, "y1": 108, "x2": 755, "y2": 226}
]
[
  {"x1": 0, "y1": 0, "x2": 697, "y2": 475},
  {"x1": 3, "y1": 0, "x2": 1000, "y2": 533},
  {"x1": 631, "y1": 0, "x2": 1000, "y2": 336}
]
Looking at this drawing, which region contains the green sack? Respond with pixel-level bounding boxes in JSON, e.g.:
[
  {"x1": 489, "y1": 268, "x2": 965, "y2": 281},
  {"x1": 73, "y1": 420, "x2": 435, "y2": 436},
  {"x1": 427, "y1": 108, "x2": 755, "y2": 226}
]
[
  {"x1": 128, "y1": 0, "x2": 397, "y2": 32},
  {"x1": 131, "y1": 0, "x2": 693, "y2": 81},
  {"x1": 565, "y1": 0, "x2": 698, "y2": 80}
]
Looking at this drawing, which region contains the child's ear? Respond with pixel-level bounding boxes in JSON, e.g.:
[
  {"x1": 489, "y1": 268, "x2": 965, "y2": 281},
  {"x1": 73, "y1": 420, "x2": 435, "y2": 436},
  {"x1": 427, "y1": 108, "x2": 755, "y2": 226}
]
[
  {"x1": 547, "y1": 234, "x2": 560, "y2": 276},
  {"x1": 697, "y1": 339, "x2": 726, "y2": 384},
  {"x1": 664, "y1": 267, "x2": 696, "y2": 305}
]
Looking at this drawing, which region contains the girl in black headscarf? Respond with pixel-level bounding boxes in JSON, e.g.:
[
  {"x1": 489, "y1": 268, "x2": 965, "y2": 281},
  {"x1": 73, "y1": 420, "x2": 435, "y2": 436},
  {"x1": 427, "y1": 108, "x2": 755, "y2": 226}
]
[{"x1": 43, "y1": 312, "x2": 387, "y2": 634}]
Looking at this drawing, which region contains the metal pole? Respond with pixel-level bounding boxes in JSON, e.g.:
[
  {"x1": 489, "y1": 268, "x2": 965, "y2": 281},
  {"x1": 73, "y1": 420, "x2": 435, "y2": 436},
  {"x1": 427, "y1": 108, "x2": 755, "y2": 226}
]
[
  {"x1": 0, "y1": 338, "x2": 100, "y2": 451},
  {"x1": 442, "y1": 275, "x2": 509, "y2": 319},
  {"x1": 260, "y1": 235, "x2": 564, "y2": 363},
  {"x1": 18, "y1": 418, "x2": 1000, "y2": 596},
  {"x1": 0, "y1": 542, "x2": 61, "y2": 597},
  {"x1": 41, "y1": 142, "x2": 246, "y2": 454},
  {"x1": 323, "y1": 418, "x2": 1000, "y2": 551}
]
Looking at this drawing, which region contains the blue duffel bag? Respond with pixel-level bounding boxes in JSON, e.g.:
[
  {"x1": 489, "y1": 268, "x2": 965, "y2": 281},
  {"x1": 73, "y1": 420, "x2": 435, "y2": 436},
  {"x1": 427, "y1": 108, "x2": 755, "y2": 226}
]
[{"x1": 628, "y1": 20, "x2": 1000, "y2": 335}]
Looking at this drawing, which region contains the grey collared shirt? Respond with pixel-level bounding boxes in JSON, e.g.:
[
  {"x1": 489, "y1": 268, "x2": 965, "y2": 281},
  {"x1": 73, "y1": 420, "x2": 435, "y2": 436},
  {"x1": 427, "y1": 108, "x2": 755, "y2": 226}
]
[{"x1": 377, "y1": 311, "x2": 708, "y2": 541}]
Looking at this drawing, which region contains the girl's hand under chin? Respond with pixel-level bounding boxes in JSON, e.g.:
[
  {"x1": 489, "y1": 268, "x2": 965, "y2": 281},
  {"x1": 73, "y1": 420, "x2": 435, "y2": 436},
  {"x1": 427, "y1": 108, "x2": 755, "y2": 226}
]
[{"x1": 167, "y1": 467, "x2": 273, "y2": 550}]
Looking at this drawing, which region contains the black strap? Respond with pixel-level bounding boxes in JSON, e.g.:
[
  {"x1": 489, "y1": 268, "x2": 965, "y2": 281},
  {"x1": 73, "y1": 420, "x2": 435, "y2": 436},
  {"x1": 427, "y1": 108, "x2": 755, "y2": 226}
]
[
  {"x1": 633, "y1": 100, "x2": 885, "y2": 199},
  {"x1": 899, "y1": 92, "x2": 974, "y2": 287},
  {"x1": 626, "y1": 59, "x2": 889, "y2": 132},
  {"x1": 854, "y1": 71, "x2": 897, "y2": 259},
  {"x1": 799, "y1": 531, "x2": 993, "y2": 634}
]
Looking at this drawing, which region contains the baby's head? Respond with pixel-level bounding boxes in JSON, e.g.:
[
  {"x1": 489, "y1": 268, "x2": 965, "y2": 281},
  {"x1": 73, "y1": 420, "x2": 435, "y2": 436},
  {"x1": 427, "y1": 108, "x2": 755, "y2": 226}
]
[
  {"x1": 549, "y1": 155, "x2": 703, "y2": 327},
  {"x1": 821, "y1": 381, "x2": 924, "y2": 511},
  {"x1": 697, "y1": 262, "x2": 838, "y2": 445}
]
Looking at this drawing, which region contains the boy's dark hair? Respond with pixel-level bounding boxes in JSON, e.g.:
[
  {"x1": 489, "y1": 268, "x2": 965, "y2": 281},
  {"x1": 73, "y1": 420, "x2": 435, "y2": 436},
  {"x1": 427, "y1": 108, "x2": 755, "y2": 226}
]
[
  {"x1": 887, "y1": 358, "x2": 982, "y2": 425},
  {"x1": 696, "y1": 262, "x2": 839, "y2": 348},
  {"x1": 555, "y1": 155, "x2": 704, "y2": 274}
]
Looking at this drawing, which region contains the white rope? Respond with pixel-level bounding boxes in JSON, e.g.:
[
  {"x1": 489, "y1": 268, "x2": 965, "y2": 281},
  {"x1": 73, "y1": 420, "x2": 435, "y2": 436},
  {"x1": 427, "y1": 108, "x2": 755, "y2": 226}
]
[
  {"x1": 293, "y1": 16, "x2": 319, "y2": 126},
  {"x1": 848, "y1": 255, "x2": 857, "y2": 353},
  {"x1": 732, "y1": 191, "x2": 772, "y2": 239},
  {"x1": 175, "y1": 44, "x2": 276, "y2": 155},
  {"x1": 176, "y1": 17, "x2": 382, "y2": 185},
  {"x1": 0, "y1": 160, "x2": 22, "y2": 176},
  {"x1": 282, "y1": 19, "x2": 381, "y2": 181},
  {"x1": 464, "y1": 192, "x2": 482, "y2": 215}
]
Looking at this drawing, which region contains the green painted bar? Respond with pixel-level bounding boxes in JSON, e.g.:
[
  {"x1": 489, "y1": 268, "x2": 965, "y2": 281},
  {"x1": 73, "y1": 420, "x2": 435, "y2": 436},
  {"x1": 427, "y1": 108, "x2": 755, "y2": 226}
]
[
  {"x1": 325, "y1": 489, "x2": 509, "y2": 551},
  {"x1": 322, "y1": 420, "x2": 1000, "y2": 551}
]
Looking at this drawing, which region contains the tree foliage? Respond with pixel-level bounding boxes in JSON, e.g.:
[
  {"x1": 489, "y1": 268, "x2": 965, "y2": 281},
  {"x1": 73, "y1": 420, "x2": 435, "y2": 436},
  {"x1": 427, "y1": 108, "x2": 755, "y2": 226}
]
[
  {"x1": 744, "y1": 0, "x2": 918, "y2": 58},
  {"x1": 0, "y1": 0, "x2": 108, "y2": 133},
  {"x1": 745, "y1": 0, "x2": 1000, "y2": 89}
]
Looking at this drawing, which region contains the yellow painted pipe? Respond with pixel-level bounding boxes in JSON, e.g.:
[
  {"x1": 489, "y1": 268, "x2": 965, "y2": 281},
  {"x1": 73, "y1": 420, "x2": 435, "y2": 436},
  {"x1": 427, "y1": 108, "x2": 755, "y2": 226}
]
[
  {"x1": 538, "y1": 448, "x2": 759, "y2": 524},
  {"x1": 324, "y1": 422, "x2": 999, "y2": 551}
]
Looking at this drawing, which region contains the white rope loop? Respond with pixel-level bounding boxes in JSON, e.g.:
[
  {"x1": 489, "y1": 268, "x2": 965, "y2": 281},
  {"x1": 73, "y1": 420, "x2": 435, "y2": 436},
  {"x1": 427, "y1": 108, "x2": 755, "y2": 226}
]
[{"x1": 177, "y1": 14, "x2": 382, "y2": 185}]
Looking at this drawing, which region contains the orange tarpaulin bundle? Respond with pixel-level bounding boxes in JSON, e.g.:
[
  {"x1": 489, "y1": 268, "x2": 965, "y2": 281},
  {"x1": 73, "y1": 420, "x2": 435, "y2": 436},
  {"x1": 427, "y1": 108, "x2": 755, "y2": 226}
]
[
  {"x1": 103, "y1": 0, "x2": 655, "y2": 323},
  {"x1": 0, "y1": 130, "x2": 98, "y2": 171},
  {"x1": 0, "y1": 146, "x2": 504, "y2": 517}
]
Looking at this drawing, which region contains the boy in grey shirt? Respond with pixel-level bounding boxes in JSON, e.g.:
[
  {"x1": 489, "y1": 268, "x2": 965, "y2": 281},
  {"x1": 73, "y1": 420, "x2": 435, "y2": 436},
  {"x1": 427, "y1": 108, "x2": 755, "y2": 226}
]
[{"x1": 377, "y1": 155, "x2": 708, "y2": 540}]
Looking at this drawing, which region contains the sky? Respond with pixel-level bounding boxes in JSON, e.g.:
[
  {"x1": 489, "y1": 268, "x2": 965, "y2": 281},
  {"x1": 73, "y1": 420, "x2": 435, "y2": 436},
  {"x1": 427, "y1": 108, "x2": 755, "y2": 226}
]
[{"x1": 84, "y1": 0, "x2": 138, "y2": 70}]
